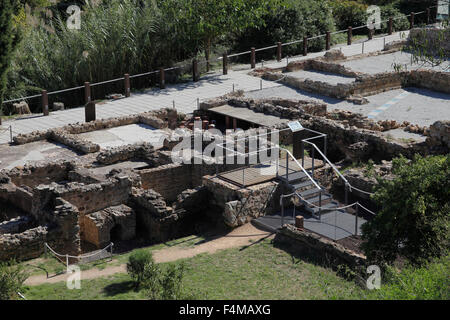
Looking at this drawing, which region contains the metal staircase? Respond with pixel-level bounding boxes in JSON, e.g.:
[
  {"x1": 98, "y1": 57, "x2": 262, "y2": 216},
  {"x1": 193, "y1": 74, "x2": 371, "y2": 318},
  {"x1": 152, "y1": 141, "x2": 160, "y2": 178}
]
[{"x1": 276, "y1": 147, "x2": 351, "y2": 223}]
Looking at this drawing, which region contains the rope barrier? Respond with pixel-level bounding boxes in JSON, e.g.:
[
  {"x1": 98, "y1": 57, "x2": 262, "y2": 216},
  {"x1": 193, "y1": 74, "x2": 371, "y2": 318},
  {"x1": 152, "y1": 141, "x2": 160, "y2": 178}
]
[{"x1": 44, "y1": 242, "x2": 114, "y2": 264}]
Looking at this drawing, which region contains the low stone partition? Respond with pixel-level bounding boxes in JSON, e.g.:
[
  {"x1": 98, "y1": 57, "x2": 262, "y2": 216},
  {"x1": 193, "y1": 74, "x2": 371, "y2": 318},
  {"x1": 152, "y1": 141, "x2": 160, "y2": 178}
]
[
  {"x1": 12, "y1": 108, "x2": 180, "y2": 154},
  {"x1": 275, "y1": 224, "x2": 366, "y2": 268},
  {"x1": 0, "y1": 216, "x2": 33, "y2": 235},
  {"x1": 96, "y1": 142, "x2": 157, "y2": 165},
  {"x1": 49, "y1": 130, "x2": 100, "y2": 154},
  {"x1": 253, "y1": 55, "x2": 450, "y2": 100},
  {"x1": 3, "y1": 160, "x2": 75, "y2": 188}
]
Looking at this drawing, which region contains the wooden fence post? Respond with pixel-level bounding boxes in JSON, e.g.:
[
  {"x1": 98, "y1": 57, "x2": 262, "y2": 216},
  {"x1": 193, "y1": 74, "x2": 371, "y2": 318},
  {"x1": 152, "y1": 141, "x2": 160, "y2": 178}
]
[
  {"x1": 410, "y1": 12, "x2": 415, "y2": 29},
  {"x1": 193, "y1": 59, "x2": 199, "y2": 82},
  {"x1": 388, "y1": 17, "x2": 393, "y2": 35},
  {"x1": 84, "y1": 82, "x2": 91, "y2": 104},
  {"x1": 222, "y1": 53, "x2": 228, "y2": 75},
  {"x1": 159, "y1": 68, "x2": 165, "y2": 89},
  {"x1": 124, "y1": 74, "x2": 130, "y2": 97},
  {"x1": 250, "y1": 47, "x2": 256, "y2": 69},
  {"x1": 326, "y1": 31, "x2": 331, "y2": 50},
  {"x1": 277, "y1": 42, "x2": 282, "y2": 62},
  {"x1": 347, "y1": 27, "x2": 352, "y2": 45},
  {"x1": 42, "y1": 90, "x2": 49, "y2": 116},
  {"x1": 426, "y1": 8, "x2": 430, "y2": 25},
  {"x1": 303, "y1": 36, "x2": 308, "y2": 56}
]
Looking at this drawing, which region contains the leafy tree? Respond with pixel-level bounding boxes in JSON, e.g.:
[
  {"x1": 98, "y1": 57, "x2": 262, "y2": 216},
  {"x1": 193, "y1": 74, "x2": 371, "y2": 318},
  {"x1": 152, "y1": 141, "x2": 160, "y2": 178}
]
[
  {"x1": 0, "y1": 0, "x2": 21, "y2": 113},
  {"x1": 361, "y1": 155, "x2": 450, "y2": 265},
  {"x1": 0, "y1": 260, "x2": 29, "y2": 300},
  {"x1": 160, "y1": 0, "x2": 280, "y2": 69},
  {"x1": 233, "y1": 0, "x2": 335, "y2": 58}
]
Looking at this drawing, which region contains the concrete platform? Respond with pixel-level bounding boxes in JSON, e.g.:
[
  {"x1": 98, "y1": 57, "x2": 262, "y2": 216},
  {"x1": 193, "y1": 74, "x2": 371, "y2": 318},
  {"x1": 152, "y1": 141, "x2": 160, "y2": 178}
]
[
  {"x1": 340, "y1": 51, "x2": 450, "y2": 74},
  {"x1": 254, "y1": 208, "x2": 366, "y2": 241},
  {"x1": 208, "y1": 104, "x2": 288, "y2": 127},
  {"x1": 285, "y1": 70, "x2": 356, "y2": 85},
  {"x1": 76, "y1": 123, "x2": 168, "y2": 149}
]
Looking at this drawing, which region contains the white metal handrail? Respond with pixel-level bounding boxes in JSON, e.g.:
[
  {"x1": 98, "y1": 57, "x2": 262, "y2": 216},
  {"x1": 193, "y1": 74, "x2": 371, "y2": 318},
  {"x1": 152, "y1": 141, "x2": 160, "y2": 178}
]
[
  {"x1": 279, "y1": 147, "x2": 322, "y2": 191},
  {"x1": 303, "y1": 140, "x2": 350, "y2": 187}
]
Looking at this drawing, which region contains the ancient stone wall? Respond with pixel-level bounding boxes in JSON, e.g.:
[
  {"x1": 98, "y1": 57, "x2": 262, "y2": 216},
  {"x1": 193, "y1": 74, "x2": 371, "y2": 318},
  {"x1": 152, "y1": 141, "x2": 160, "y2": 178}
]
[
  {"x1": 275, "y1": 224, "x2": 366, "y2": 267},
  {"x1": 139, "y1": 163, "x2": 192, "y2": 203},
  {"x1": 12, "y1": 109, "x2": 178, "y2": 152},
  {"x1": 203, "y1": 177, "x2": 281, "y2": 227},
  {"x1": 5, "y1": 161, "x2": 74, "y2": 188},
  {"x1": 0, "y1": 183, "x2": 34, "y2": 215},
  {"x1": 426, "y1": 121, "x2": 450, "y2": 152},
  {"x1": 129, "y1": 188, "x2": 186, "y2": 242},
  {"x1": 82, "y1": 204, "x2": 136, "y2": 248}
]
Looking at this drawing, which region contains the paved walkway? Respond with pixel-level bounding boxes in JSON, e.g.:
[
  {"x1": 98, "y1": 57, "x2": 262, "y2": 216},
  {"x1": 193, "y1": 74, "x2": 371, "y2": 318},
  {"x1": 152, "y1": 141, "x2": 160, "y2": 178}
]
[{"x1": 0, "y1": 32, "x2": 407, "y2": 145}]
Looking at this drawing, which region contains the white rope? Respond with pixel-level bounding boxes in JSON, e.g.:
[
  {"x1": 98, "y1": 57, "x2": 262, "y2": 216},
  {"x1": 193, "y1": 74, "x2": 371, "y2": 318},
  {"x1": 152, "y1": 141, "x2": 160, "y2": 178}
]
[
  {"x1": 295, "y1": 193, "x2": 357, "y2": 210},
  {"x1": 349, "y1": 185, "x2": 374, "y2": 196},
  {"x1": 357, "y1": 202, "x2": 377, "y2": 215},
  {"x1": 45, "y1": 242, "x2": 113, "y2": 260},
  {"x1": 48, "y1": 86, "x2": 84, "y2": 96}
]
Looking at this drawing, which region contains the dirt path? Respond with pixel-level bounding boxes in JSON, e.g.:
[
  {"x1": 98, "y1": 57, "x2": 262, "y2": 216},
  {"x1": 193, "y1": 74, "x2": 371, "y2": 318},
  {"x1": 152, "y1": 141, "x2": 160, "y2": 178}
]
[{"x1": 25, "y1": 223, "x2": 273, "y2": 286}]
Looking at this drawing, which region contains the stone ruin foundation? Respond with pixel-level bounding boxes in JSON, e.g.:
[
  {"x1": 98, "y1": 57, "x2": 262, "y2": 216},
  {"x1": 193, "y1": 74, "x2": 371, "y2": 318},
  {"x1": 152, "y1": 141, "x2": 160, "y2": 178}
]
[{"x1": 1, "y1": 96, "x2": 449, "y2": 262}]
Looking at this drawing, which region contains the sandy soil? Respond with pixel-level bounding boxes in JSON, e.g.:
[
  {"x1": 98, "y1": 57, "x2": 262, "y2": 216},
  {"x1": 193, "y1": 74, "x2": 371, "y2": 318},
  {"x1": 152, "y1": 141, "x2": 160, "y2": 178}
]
[{"x1": 25, "y1": 223, "x2": 274, "y2": 286}]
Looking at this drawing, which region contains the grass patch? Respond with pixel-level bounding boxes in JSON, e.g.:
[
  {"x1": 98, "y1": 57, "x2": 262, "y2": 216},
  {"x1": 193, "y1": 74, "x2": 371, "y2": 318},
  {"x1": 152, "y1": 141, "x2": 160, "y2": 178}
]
[
  {"x1": 23, "y1": 239, "x2": 364, "y2": 300},
  {"x1": 20, "y1": 235, "x2": 207, "y2": 277}
]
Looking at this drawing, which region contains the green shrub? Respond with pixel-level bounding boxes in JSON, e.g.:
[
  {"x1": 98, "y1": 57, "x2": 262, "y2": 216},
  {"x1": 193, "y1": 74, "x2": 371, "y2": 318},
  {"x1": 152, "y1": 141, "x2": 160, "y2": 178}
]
[
  {"x1": 368, "y1": 255, "x2": 450, "y2": 300},
  {"x1": 126, "y1": 250, "x2": 187, "y2": 299},
  {"x1": 126, "y1": 249, "x2": 156, "y2": 289},
  {"x1": 151, "y1": 263, "x2": 186, "y2": 300},
  {"x1": 0, "y1": 260, "x2": 29, "y2": 300},
  {"x1": 362, "y1": 155, "x2": 450, "y2": 265},
  {"x1": 328, "y1": 0, "x2": 368, "y2": 32},
  {"x1": 232, "y1": 0, "x2": 336, "y2": 59}
]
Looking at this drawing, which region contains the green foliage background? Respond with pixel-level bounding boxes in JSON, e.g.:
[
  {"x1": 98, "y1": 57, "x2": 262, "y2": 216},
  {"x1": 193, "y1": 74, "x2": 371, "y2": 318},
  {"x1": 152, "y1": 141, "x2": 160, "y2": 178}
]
[{"x1": 362, "y1": 155, "x2": 450, "y2": 265}]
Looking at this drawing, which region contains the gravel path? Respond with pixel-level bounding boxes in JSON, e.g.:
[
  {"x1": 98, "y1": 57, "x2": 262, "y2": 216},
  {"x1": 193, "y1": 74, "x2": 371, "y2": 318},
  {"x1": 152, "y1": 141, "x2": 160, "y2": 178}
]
[{"x1": 24, "y1": 223, "x2": 274, "y2": 286}]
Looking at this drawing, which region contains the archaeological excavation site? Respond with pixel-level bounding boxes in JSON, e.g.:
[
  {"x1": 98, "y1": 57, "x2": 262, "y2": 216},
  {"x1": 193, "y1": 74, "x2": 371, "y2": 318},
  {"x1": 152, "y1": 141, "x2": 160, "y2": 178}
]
[{"x1": 0, "y1": 7, "x2": 449, "y2": 301}]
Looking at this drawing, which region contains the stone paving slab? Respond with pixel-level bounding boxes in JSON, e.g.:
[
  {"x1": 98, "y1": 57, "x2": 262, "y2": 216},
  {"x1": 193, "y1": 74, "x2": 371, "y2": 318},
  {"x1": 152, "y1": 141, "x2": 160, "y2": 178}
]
[
  {"x1": 77, "y1": 123, "x2": 168, "y2": 149},
  {"x1": 285, "y1": 70, "x2": 356, "y2": 85},
  {"x1": 340, "y1": 50, "x2": 450, "y2": 74},
  {"x1": 245, "y1": 86, "x2": 450, "y2": 128}
]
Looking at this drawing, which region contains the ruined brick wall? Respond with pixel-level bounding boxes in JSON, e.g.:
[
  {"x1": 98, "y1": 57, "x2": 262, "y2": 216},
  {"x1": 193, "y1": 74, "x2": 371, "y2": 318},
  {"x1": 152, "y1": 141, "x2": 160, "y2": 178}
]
[
  {"x1": 203, "y1": 177, "x2": 281, "y2": 227},
  {"x1": 275, "y1": 224, "x2": 366, "y2": 268},
  {"x1": 5, "y1": 161, "x2": 74, "y2": 188},
  {"x1": 139, "y1": 164, "x2": 192, "y2": 203},
  {"x1": 0, "y1": 183, "x2": 34, "y2": 215},
  {"x1": 82, "y1": 204, "x2": 136, "y2": 248},
  {"x1": 53, "y1": 177, "x2": 133, "y2": 216},
  {"x1": 129, "y1": 188, "x2": 184, "y2": 242},
  {"x1": 0, "y1": 226, "x2": 48, "y2": 261}
]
